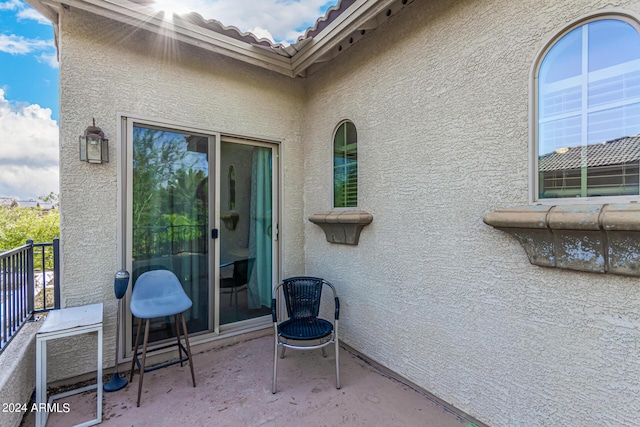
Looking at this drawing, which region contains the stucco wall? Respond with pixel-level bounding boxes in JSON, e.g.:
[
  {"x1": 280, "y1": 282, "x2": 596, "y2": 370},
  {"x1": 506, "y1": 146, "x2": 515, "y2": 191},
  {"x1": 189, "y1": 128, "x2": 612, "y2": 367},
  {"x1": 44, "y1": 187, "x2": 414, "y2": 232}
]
[
  {"x1": 0, "y1": 321, "x2": 39, "y2": 427},
  {"x1": 54, "y1": 8, "x2": 306, "y2": 381},
  {"x1": 303, "y1": 0, "x2": 640, "y2": 425}
]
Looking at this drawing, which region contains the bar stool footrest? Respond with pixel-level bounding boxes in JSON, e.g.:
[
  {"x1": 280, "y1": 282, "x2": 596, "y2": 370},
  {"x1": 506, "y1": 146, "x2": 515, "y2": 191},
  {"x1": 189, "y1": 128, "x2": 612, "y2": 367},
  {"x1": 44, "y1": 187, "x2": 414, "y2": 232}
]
[{"x1": 132, "y1": 342, "x2": 191, "y2": 374}]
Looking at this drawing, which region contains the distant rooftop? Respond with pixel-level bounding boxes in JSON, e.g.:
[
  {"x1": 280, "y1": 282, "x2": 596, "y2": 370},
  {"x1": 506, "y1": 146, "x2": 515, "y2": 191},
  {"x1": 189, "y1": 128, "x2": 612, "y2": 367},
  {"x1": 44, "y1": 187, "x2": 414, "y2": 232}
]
[
  {"x1": 539, "y1": 135, "x2": 640, "y2": 171},
  {"x1": 0, "y1": 198, "x2": 55, "y2": 210}
]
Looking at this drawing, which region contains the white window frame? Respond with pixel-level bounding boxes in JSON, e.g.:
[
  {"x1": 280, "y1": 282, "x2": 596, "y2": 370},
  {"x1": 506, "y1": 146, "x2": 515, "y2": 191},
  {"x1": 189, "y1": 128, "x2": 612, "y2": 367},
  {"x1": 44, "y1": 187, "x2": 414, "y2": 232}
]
[
  {"x1": 332, "y1": 119, "x2": 358, "y2": 209},
  {"x1": 529, "y1": 9, "x2": 640, "y2": 205}
]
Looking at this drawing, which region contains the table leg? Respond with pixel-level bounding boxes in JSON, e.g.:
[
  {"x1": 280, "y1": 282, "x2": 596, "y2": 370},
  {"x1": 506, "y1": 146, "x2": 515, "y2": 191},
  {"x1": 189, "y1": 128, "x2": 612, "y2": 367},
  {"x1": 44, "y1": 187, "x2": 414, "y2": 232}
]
[
  {"x1": 35, "y1": 337, "x2": 46, "y2": 427},
  {"x1": 97, "y1": 327, "x2": 103, "y2": 423}
]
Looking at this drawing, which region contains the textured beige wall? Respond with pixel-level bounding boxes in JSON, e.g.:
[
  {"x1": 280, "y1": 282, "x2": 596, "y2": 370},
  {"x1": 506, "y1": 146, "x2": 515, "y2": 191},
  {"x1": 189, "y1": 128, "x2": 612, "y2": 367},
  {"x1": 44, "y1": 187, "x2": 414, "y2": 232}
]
[
  {"x1": 54, "y1": 8, "x2": 306, "y2": 381},
  {"x1": 303, "y1": 0, "x2": 640, "y2": 425},
  {"x1": 54, "y1": 0, "x2": 640, "y2": 424},
  {"x1": 0, "y1": 321, "x2": 39, "y2": 427}
]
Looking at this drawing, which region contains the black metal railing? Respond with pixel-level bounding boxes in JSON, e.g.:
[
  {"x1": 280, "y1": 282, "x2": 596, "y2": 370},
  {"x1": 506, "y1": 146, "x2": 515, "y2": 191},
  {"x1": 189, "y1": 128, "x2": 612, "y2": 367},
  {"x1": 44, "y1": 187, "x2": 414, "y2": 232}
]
[
  {"x1": 133, "y1": 225, "x2": 207, "y2": 258},
  {"x1": 0, "y1": 238, "x2": 60, "y2": 354}
]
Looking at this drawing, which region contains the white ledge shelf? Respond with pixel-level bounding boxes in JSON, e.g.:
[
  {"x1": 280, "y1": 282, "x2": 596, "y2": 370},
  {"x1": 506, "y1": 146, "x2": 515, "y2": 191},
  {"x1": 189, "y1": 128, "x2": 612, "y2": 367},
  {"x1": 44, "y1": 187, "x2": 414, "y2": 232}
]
[
  {"x1": 483, "y1": 204, "x2": 640, "y2": 276},
  {"x1": 309, "y1": 211, "x2": 373, "y2": 245}
]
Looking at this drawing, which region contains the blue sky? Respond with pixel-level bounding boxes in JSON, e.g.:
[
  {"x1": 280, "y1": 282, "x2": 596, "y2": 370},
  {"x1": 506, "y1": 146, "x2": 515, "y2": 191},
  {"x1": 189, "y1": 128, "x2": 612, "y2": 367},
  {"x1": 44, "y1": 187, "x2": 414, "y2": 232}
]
[
  {"x1": 0, "y1": 0, "x2": 335, "y2": 200},
  {"x1": 0, "y1": 0, "x2": 58, "y2": 201}
]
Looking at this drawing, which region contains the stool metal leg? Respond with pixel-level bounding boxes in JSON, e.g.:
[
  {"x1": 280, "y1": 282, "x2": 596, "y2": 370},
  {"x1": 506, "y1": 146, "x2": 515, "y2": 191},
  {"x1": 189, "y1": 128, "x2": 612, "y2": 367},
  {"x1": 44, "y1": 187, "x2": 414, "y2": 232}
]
[
  {"x1": 180, "y1": 313, "x2": 196, "y2": 387},
  {"x1": 130, "y1": 318, "x2": 143, "y2": 382},
  {"x1": 335, "y1": 321, "x2": 340, "y2": 389},
  {"x1": 136, "y1": 319, "x2": 151, "y2": 407},
  {"x1": 174, "y1": 315, "x2": 184, "y2": 367}
]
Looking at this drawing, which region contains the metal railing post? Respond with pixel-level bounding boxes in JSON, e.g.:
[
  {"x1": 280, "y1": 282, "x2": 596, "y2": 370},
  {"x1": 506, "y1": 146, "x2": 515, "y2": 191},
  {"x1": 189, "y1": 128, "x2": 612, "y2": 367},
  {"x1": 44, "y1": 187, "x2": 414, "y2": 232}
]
[
  {"x1": 53, "y1": 237, "x2": 60, "y2": 309},
  {"x1": 26, "y1": 239, "x2": 34, "y2": 315},
  {"x1": 1, "y1": 257, "x2": 5, "y2": 350}
]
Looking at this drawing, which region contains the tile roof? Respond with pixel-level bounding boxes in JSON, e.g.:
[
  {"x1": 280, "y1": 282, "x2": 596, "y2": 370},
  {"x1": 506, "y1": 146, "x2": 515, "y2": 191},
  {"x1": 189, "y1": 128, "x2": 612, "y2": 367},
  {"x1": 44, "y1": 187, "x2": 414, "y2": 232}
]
[
  {"x1": 130, "y1": 0, "x2": 355, "y2": 58},
  {"x1": 538, "y1": 135, "x2": 640, "y2": 172},
  {"x1": 300, "y1": 0, "x2": 357, "y2": 40},
  {"x1": 27, "y1": 0, "x2": 413, "y2": 76}
]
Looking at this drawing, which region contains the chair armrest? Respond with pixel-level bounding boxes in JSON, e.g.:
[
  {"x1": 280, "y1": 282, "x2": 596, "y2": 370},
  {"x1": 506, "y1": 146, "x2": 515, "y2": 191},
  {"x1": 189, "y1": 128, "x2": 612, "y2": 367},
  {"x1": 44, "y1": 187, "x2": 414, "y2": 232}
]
[{"x1": 334, "y1": 297, "x2": 340, "y2": 320}]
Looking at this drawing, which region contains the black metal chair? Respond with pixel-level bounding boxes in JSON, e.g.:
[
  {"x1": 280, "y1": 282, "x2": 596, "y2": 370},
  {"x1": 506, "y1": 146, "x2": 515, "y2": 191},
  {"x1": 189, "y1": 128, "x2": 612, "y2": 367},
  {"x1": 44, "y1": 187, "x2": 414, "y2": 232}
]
[
  {"x1": 220, "y1": 259, "x2": 252, "y2": 306},
  {"x1": 271, "y1": 276, "x2": 340, "y2": 393}
]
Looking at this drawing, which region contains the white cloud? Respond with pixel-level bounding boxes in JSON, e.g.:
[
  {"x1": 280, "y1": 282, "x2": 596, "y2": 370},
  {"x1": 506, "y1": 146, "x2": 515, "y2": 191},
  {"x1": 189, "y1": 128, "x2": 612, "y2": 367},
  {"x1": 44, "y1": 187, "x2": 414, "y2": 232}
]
[
  {"x1": 248, "y1": 26, "x2": 276, "y2": 43},
  {"x1": 0, "y1": 33, "x2": 53, "y2": 54},
  {"x1": 17, "y1": 7, "x2": 51, "y2": 25},
  {"x1": 0, "y1": 0, "x2": 21, "y2": 11},
  {"x1": 154, "y1": 0, "x2": 336, "y2": 43},
  {"x1": 0, "y1": 89, "x2": 59, "y2": 200},
  {"x1": 36, "y1": 52, "x2": 58, "y2": 68}
]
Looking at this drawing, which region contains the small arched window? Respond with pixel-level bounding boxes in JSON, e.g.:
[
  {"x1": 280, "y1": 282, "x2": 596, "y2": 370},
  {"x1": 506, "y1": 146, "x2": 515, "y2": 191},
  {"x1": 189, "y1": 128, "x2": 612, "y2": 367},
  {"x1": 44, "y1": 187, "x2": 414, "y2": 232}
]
[
  {"x1": 535, "y1": 16, "x2": 640, "y2": 200},
  {"x1": 333, "y1": 121, "x2": 357, "y2": 208}
]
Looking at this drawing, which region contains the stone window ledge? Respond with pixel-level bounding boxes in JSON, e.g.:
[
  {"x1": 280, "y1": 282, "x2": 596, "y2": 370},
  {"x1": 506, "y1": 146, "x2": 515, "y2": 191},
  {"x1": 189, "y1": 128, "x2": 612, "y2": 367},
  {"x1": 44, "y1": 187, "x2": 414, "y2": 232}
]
[
  {"x1": 483, "y1": 204, "x2": 640, "y2": 276},
  {"x1": 309, "y1": 211, "x2": 373, "y2": 245},
  {"x1": 221, "y1": 211, "x2": 239, "y2": 230}
]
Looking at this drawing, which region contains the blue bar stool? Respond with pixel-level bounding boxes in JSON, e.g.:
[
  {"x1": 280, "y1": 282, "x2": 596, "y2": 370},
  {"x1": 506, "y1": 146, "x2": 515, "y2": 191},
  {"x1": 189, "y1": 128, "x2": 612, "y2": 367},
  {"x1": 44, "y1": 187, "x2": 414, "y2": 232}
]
[{"x1": 129, "y1": 270, "x2": 196, "y2": 406}]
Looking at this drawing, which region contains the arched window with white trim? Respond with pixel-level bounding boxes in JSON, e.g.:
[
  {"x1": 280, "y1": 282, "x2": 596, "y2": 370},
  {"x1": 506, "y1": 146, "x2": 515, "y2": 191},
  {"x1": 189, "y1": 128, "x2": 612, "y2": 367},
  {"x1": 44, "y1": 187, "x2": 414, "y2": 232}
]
[
  {"x1": 535, "y1": 16, "x2": 640, "y2": 200},
  {"x1": 333, "y1": 120, "x2": 357, "y2": 208}
]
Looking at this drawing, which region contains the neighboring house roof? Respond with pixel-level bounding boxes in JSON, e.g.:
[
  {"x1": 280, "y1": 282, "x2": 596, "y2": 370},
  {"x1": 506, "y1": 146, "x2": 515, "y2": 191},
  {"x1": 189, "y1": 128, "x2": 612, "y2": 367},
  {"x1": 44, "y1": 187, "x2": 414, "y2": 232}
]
[
  {"x1": 538, "y1": 135, "x2": 640, "y2": 172},
  {"x1": 0, "y1": 198, "x2": 17, "y2": 208},
  {"x1": 0, "y1": 198, "x2": 56, "y2": 209},
  {"x1": 16, "y1": 200, "x2": 40, "y2": 208},
  {"x1": 24, "y1": 0, "x2": 414, "y2": 77}
]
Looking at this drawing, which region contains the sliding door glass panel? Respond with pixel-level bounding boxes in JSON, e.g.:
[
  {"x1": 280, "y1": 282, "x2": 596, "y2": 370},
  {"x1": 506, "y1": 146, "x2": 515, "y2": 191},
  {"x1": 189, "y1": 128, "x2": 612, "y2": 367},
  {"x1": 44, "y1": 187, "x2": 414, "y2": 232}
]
[
  {"x1": 131, "y1": 124, "x2": 210, "y2": 343},
  {"x1": 219, "y1": 141, "x2": 272, "y2": 325}
]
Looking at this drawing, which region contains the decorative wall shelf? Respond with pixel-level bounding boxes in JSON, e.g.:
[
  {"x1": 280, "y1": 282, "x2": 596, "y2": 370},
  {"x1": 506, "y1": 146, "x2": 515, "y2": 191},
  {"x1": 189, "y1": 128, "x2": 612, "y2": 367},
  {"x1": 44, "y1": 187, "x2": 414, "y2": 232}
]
[
  {"x1": 309, "y1": 210, "x2": 373, "y2": 245},
  {"x1": 483, "y1": 204, "x2": 640, "y2": 276},
  {"x1": 221, "y1": 211, "x2": 239, "y2": 230}
]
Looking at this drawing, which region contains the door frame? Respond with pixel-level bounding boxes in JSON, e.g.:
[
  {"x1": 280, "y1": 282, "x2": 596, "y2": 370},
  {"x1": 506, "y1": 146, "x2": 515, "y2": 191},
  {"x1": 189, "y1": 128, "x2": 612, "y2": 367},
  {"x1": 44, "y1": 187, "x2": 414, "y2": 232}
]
[{"x1": 117, "y1": 114, "x2": 281, "y2": 360}]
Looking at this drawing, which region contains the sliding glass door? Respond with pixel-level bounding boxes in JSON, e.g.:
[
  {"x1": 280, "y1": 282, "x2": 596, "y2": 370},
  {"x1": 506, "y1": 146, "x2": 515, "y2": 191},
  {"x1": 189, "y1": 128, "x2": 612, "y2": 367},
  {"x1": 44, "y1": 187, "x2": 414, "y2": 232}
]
[
  {"x1": 218, "y1": 139, "x2": 273, "y2": 325},
  {"x1": 125, "y1": 118, "x2": 278, "y2": 348},
  {"x1": 129, "y1": 124, "x2": 211, "y2": 343}
]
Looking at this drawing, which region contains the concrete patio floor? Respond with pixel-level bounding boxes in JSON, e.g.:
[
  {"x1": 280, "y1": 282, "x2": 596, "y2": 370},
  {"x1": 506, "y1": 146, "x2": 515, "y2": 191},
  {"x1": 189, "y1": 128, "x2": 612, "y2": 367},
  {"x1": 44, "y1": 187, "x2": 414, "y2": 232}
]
[{"x1": 21, "y1": 334, "x2": 477, "y2": 427}]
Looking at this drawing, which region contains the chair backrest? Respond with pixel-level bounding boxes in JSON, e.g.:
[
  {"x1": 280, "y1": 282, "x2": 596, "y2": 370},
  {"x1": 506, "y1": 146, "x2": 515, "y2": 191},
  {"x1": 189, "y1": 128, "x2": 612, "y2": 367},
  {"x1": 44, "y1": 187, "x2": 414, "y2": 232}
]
[
  {"x1": 281, "y1": 276, "x2": 324, "y2": 319},
  {"x1": 232, "y1": 258, "x2": 255, "y2": 286},
  {"x1": 132, "y1": 269, "x2": 186, "y2": 302}
]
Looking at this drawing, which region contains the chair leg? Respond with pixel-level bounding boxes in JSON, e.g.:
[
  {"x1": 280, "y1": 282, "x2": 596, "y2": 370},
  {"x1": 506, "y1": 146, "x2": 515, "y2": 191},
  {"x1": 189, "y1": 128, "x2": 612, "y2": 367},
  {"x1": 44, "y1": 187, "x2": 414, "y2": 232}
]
[
  {"x1": 180, "y1": 313, "x2": 196, "y2": 387},
  {"x1": 321, "y1": 346, "x2": 327, "y2": 358},
  {"x1": 272, "y1": 326, "x2": 279, "y2": 394},
  {"x1": 174, "y1": 315, "x2": 183, "y2": 367},
  {"x1": 280, "y1": 346, "x2": 286, "y2": 359},
  {"x1": 136, "y1": 319, "x2": 151, "y2": 407},
  {"x1": 130, "y1": 318, "x2": 143, "y2": 382},
  {"x1": 335, "y1": 330, "x2": 340, "y2": 390}
]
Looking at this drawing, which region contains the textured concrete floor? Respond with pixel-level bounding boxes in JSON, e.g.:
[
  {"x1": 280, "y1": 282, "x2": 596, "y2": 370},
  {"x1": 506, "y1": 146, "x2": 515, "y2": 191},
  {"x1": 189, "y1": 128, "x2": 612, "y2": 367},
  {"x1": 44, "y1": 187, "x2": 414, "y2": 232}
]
[{"x1": 22, "y1": 334, "x2": 475, "y2": 427}]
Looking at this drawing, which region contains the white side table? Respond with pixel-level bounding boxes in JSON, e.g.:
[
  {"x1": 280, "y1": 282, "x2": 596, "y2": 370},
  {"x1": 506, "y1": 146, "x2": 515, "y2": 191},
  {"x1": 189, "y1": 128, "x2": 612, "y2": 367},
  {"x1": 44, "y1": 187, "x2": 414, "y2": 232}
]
[{"x1": 35, "y1": 303, "x2": 103, "y2": 427}]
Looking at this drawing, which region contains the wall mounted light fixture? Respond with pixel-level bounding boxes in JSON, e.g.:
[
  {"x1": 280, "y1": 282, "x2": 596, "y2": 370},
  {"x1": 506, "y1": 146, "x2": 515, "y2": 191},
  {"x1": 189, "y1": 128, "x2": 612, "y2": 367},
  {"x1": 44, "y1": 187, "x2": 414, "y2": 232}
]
[{"x1": 79, "y1": 119, "x2": 109, "y2": 163}]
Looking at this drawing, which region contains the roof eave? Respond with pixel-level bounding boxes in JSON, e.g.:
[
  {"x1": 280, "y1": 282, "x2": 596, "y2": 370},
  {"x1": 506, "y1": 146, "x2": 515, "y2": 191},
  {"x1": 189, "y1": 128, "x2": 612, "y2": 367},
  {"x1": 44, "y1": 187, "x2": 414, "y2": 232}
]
[
  {"x1": 25, "y1": 0, "x2": 411, "y2": 78},
  {"x1": 291, "y1": 0, "x2": 410, "y2": 77},
  {"x1": 36, "y1": 0, "x2": 296, "y2": 76}
]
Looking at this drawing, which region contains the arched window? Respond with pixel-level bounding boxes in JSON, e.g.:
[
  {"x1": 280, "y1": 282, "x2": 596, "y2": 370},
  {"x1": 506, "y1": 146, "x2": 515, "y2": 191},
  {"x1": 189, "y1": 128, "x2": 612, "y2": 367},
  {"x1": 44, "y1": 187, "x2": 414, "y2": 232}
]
[
  {"x1": 535, "y1": 16, "x2": 640, "y2": 200},
  {"x1": 333, "y1": 121, "x2": 357, "y2": 207}
]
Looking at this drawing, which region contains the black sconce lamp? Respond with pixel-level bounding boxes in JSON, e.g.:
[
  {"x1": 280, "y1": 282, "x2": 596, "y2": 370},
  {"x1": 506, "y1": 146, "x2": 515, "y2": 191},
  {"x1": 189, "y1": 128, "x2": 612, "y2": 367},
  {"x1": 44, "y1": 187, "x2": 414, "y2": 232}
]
[{"x1": 79, "y1": 118, "x2": 109, "y2": 163}]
